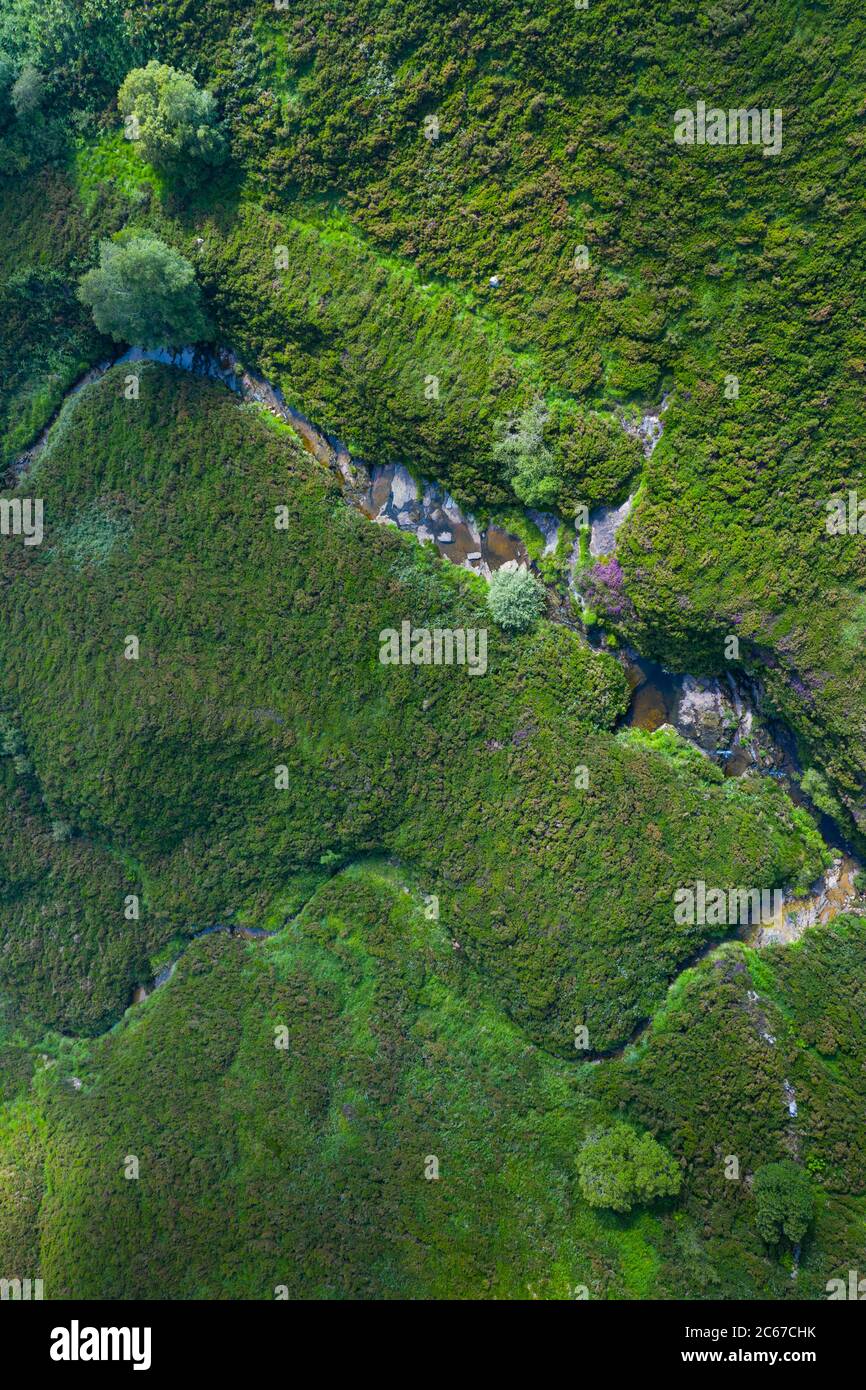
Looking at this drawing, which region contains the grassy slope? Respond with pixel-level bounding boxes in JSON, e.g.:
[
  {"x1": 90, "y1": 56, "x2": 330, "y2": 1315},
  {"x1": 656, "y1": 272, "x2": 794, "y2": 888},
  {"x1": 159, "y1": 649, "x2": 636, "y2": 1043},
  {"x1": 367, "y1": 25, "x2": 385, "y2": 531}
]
[
  {"x1": 0, "y1": 367, "x2": 823, "y2": 1049},
  {"x1": 3, "y1": 867, "x2": 863, "y2": 1300},
  {"x1": 0, "y1": 0, "x2": 864, "y2": 1302},
  {"x1": 594, "y1": 918, "x2": 866, "y2": 1299},
  {"x1": 5, "y1": 0, "x2": 865, "y2": 825},
  {"x1": 112, "y1": 0, "x2": 866, "y2": 834}
]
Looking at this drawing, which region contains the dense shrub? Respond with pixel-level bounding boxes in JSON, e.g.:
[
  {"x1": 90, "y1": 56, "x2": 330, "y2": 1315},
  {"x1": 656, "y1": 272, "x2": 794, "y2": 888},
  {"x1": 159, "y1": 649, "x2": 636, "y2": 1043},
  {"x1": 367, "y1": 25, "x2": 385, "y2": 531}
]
[
  {"x1": 576, "y1": 1123, "x2": 681, "y2": 1212},
  {"x1": 753, "y1": 1162, "x2": 815, "y2": 1246}
]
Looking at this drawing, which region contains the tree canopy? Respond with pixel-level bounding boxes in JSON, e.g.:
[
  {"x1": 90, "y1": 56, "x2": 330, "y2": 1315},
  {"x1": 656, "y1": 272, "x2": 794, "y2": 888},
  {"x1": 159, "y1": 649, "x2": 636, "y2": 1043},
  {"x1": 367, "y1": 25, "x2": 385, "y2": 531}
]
[
  {"x1": 117, "y1": 60, "x2": 227, "y2": 184},
  {"x1": 576, "y1": 1124, "x2": 682, "y2": 1213},
  {"x1": 753, "y1": 1162, "x2": 814, "y2": 1246},
  {"x1": 77, "y1": 232, "x2": 209, "y2": 348},
  {"x1": 486, "y1": 565, "x2": 546, "y2": 632}
]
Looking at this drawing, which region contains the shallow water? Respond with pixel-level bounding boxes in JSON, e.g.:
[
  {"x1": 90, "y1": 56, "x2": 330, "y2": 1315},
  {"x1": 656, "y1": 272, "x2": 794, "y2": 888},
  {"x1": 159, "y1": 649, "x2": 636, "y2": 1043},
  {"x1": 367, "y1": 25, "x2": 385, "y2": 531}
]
[
  {"x1": 743, "y1": 854, "x2": 860, "y2": 948},
  {"x1": 358, "y1": 461, "x2": 526, "y2": 577}
]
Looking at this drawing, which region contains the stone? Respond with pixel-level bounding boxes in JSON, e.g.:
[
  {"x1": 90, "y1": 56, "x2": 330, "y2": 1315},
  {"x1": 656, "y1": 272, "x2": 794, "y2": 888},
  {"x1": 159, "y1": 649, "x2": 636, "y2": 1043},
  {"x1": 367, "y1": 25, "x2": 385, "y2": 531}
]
[
  {"x1": 589, "y1": 495, "x2": 634, "y2": 557},
  {"x1": 389, "y1": 465, "x2": 417, "y2": 511}
]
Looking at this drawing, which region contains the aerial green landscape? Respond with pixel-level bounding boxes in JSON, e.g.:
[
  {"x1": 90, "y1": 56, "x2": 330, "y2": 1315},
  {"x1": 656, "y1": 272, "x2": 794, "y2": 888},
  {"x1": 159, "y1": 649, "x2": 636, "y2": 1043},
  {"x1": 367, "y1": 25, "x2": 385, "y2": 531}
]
[{"x1": 1, "y1": 0, "x2": 865, "y2": 1307}]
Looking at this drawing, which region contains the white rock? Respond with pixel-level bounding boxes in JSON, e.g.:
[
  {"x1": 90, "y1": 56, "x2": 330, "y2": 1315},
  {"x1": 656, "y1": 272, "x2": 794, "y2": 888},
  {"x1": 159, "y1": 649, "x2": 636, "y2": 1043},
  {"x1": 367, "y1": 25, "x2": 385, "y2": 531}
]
[
  {"x1": 389, "y1": 465, "x2": 417, "y2": 511},
  {"x1": 589, "y1": 495, "x2": 634, "y2": 557}
]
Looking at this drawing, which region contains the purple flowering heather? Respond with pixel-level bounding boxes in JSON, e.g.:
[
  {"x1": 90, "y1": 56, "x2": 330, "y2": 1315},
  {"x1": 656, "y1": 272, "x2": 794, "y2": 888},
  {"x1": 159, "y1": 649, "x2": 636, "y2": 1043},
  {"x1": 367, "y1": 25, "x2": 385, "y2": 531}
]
[{"x1": 579, "y1": 556, "x2": 636, "y2": 623}]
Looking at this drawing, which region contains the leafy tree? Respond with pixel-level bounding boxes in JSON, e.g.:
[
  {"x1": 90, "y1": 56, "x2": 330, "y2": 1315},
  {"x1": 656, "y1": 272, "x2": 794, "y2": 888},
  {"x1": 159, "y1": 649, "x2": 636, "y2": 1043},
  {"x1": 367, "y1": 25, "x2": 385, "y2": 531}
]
[
  {"x1": 486, "y1": 565, "x2": 546, "y2": 632},
  {"x1": 492, "y1": 397, "x2": 639, "y2": 514},
  {"x1": 78, "y1": 233, "x2": 210, "y2": 348},
  {"x1": 492, "y1": 397, "x2": 559, "y2": 508},
  {"x1": 800, "y1": 768, "x2": 843, "y2": 823},
  {"x1": 753, "y1": 1161, "x2": 814, "y2": 1246},
  {"x1": 118, "y1": 61, "x2": 227, "y2": 184},
  {"x1": 576, "y1": 1123, "x2": 682, "y2": 1213},
  {"x1": 11, "y1": 64, "x2": 43, "y2": 116}
]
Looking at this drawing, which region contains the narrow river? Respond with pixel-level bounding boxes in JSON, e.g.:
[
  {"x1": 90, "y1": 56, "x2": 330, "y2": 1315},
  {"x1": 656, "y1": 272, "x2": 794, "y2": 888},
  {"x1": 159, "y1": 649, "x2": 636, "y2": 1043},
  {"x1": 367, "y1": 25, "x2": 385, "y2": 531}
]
[{"x1": 11, "y1": 345, "x2": 861, "y2": 1012}]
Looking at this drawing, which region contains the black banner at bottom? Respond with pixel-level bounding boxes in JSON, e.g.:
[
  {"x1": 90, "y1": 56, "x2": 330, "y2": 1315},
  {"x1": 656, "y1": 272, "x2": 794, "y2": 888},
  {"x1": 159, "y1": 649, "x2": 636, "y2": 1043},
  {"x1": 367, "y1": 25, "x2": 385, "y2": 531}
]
[{"x1": 2, "y1": 1295, "x2": 860, "y2": 1376}]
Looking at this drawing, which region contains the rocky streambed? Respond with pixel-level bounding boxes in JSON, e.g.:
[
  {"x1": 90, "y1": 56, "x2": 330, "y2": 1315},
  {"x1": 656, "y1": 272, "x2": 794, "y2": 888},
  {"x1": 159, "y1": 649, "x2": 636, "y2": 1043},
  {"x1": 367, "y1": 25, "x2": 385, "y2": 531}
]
[{"x1": 13, "y1": 345, "x2": 861, "y2": 946}]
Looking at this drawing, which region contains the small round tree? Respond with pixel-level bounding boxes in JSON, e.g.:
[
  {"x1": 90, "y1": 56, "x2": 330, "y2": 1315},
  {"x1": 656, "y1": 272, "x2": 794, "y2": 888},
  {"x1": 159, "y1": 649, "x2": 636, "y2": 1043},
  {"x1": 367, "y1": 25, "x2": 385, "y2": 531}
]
[
  {"x1": 753, "y1": 1161, "x2": 814, "y2": 1245},
  {"x1": 486, "y1": 565, "x2": 546, "y2": 632},
  {"x1": 118, "y1": 61, "x2": 227, "y2": 185},
  {"x1": 11, "y1": 65, "x2": 45, "y2": 117},
  {"x1": 78, "y1": 233, "x2": 210, "y2": 348},
  {"x1": 577, "y1": 1123, "x2": 681, "y2": 1213},
  {"x1": 492, "y1": 397, "x2": 560, "y2": 507}
]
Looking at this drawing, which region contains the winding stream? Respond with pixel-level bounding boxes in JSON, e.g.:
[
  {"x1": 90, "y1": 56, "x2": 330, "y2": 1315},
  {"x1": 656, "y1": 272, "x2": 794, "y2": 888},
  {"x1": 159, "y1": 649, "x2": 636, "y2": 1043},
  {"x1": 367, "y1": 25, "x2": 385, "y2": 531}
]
[
  {"x1": 131, "y1": 922, "x2": 277, "y2": 1003},
  {"x1": 11, "y1": 345, "x2": 862, "y2": 1015}
]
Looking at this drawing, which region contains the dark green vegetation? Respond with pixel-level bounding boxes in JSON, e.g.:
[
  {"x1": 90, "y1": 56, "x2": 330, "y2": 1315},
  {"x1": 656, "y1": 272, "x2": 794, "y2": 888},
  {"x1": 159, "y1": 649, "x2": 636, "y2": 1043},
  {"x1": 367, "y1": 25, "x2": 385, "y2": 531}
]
[
  {"x1": 0, "y1": 370, "x2": 824, "y2": 1050},
  {"x1": 593, "y1": 921, "x2": 866, "y2": 1298},
  {"x1": 0, "y1": 364, "x2": 839, "y2": 1295},
  {"x1": 1, "y1": 0, "x2": 865, "y2": 1302},
  {"x1": 2, "y1": 0, "x2": 859, "y2": 835},
  {"x1": 753, "y1": 1161, "x2": 815, "y2": 1246},
  {"x1": 137, "y1": 0, "x2": 866, "y2": 841},
  {"x1": 0, "y1": 366, "x2": 850, "y2": 1299},
  {"x1": 3, "y1": 861, "x2": 864, "y2": 1299},
  {"x1": 1, "y1": 869, "x2": 631, "y2": 1299}
]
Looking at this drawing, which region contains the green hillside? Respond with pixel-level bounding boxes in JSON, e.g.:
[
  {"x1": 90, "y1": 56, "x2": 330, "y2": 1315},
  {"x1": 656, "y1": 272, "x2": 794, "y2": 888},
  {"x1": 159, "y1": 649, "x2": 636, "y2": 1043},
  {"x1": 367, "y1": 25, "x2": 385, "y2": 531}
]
[{"x1": 0, "y1": 0, "x2": 864, "y2": 1304}]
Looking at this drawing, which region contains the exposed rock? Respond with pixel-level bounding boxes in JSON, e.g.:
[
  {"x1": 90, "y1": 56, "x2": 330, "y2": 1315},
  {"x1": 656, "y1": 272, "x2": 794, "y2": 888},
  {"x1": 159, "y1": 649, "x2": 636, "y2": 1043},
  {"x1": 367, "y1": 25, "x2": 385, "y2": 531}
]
[
  {"x1": 589, "y1": 495, "x2": 634, "y2": 557},
  {"x1": 619, "y1": 393, "x2": 671, "y2": 458},
  {"x1": 526, "y1": 508, "x2": 560, "y2": 556},
  {"x1": 783, "y1": 1079, "x2": 798, "y2": 1118},
  {"x1": 674, "y1": 676, "x2": 746, "y2": 753},
  {"x1": 390, "y1": 465, "x2": 417, "y2": 511}
]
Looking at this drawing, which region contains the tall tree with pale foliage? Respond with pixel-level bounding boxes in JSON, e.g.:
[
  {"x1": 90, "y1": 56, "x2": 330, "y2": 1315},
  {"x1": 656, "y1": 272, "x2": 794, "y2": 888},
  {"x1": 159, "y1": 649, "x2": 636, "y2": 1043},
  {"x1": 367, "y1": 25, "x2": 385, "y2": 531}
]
[{"x1": 78, "y1": 232, "x2": 210, "y2": 348}]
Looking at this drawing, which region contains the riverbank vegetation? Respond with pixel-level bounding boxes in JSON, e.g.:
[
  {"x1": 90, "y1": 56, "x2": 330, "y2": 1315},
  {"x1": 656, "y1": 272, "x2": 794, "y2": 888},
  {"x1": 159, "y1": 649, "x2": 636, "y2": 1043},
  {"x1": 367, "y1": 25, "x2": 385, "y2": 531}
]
[
  {"x1": 2, "y1": 0, "x2": 863, "y2": 839},
  {"x1": 0, "y1": 369, "x2": 825, "y2": 1051},
  {"x1": 2, "y1": 866, "x2": 863, "y2": 1299},
  {"x1": 1, "y1": 0, "x2": 865, "y2": 1302}
]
